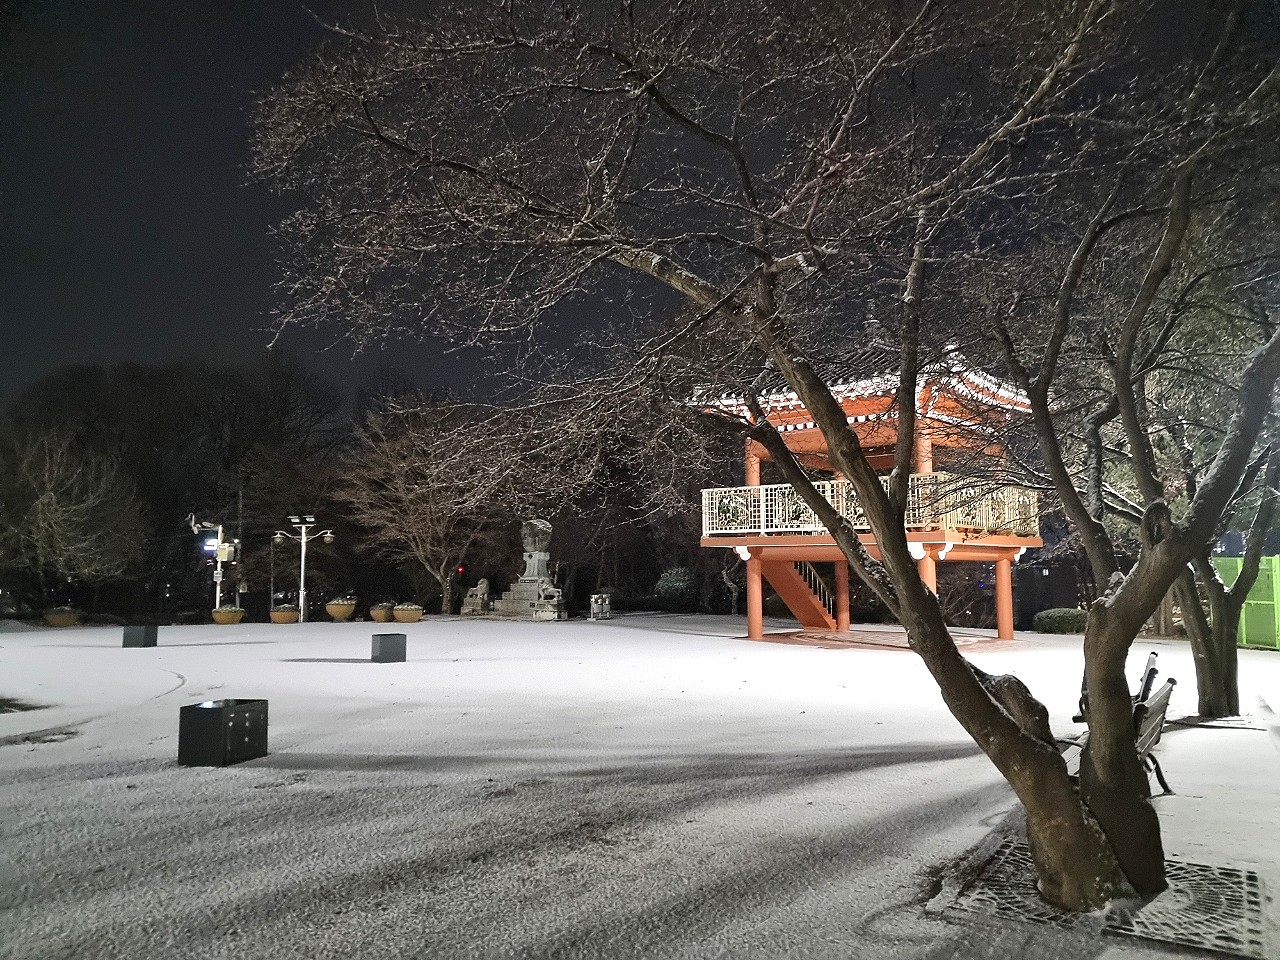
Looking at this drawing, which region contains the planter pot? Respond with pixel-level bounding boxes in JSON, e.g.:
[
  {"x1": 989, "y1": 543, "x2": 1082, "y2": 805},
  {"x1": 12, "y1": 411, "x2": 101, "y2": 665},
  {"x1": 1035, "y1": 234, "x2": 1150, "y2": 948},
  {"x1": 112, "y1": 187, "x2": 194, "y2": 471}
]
[
  {"x1": 212, "y1": 609, "x2": 246, "y2": 625},
  {"x1": 370, "y1": 607, "x2": 394, "y2": 623},
  {"x1": 43, "y1": 611, "x2": 81, "y2": 628},
  {"x1": 325, "y1": 602, "x2": 357, "y2": 623},
  {"x1": 269, "y1": 609, "x2": 300, "y2": 624},
  {"x1": 392, "y1": 608, "x2": 423, "y2": 624}
]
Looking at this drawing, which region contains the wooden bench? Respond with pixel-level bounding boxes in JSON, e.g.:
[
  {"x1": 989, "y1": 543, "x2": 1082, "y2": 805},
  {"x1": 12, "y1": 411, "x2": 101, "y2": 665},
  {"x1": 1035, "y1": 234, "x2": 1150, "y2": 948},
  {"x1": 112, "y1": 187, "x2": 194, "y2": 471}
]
[{"x1": 1061, "y1": 652, "x2": 1176, "y2": 795}]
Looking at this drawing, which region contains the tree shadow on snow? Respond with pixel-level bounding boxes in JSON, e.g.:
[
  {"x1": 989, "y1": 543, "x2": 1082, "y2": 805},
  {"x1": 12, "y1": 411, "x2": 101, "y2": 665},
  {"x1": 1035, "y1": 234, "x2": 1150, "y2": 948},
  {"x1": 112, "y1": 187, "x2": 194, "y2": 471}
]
[{"x1": 250, "y1": 741, "x2": 984, "y2": 780}]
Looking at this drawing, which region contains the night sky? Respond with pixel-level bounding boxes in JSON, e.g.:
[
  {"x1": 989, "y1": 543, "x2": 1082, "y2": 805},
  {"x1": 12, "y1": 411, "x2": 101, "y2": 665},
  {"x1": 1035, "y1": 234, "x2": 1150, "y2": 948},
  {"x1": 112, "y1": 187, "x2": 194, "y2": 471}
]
[{"x1": 0, "y1": 0, "x2": 490, "y2": 406}]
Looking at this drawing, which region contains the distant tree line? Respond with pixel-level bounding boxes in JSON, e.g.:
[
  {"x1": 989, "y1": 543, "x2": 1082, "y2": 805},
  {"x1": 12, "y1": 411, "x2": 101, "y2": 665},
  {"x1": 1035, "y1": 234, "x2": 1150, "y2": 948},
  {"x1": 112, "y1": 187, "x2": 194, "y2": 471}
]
[{"x1": 0, "y1": 355, "x2": 745, "y2": 621}]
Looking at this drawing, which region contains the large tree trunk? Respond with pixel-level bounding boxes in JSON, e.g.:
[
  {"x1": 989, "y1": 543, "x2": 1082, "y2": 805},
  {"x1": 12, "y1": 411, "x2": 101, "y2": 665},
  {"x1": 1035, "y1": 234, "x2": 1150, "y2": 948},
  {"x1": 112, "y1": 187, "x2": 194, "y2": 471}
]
[
  {"x1": 1079, "y1": 608, "x2": 1167, "y2": 894},
  {"x1": 905, "y1": 609, "x2": 1131, "y2": 909},
  {"x1": 1207, "y1": 606, "x2": 1242, "y2": 717},
  {"x1": 1178, "y1": 561, "x2": 1244, "y2": 718}
]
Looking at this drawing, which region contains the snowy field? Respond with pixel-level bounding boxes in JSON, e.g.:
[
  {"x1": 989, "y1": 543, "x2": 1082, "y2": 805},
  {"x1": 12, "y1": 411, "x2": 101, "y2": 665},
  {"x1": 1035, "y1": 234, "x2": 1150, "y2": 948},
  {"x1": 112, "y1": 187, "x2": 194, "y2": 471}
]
[{"x1": 1, "y1": 614, "x2": 1277, "y2": 960}]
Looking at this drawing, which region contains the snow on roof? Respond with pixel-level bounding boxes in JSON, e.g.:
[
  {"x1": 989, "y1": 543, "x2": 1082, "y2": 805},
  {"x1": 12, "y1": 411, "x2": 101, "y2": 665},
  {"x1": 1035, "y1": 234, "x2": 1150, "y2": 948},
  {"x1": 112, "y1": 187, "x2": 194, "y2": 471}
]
[{"x1": 708, "y1": 357, "x2": 1029, "y2": 418}]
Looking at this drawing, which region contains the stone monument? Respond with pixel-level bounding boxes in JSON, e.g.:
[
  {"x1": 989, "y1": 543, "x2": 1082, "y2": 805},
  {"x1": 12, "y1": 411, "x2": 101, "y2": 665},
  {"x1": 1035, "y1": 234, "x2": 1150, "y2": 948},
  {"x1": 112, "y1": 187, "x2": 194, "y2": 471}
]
[
  {"x1": 491, "y1": 519, "x2": 568, "y2": 621},
  {"x1": 460, "y1": 578, "x2": 491, "y2": 616}
]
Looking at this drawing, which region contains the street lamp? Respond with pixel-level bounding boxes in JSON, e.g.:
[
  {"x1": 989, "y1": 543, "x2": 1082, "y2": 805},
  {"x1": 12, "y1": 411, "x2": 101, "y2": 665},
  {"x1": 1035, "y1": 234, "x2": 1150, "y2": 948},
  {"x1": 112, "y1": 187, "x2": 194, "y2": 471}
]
[{"x1": 272, "y1": 514, "x2": 334, "y2": 623}]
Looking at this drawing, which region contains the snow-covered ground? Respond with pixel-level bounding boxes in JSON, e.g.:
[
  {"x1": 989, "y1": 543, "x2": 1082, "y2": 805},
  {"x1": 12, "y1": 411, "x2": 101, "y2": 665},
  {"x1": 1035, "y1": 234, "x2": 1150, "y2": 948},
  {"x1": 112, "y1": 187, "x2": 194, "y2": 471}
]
[{"x1": 1, "y1": 614, "x2": 1277, "y2": 959}]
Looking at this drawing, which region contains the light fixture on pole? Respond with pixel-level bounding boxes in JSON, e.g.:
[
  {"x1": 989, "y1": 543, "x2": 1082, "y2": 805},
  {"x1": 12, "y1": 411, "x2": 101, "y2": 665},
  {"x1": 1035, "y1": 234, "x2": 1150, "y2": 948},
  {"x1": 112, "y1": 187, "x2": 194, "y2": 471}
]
[
  {"x1": 189, "y1": 514, "x2": 233, "y2": 609},
  {"x1": 272, "y1": 514, "x2": 335, "y2": 623}
]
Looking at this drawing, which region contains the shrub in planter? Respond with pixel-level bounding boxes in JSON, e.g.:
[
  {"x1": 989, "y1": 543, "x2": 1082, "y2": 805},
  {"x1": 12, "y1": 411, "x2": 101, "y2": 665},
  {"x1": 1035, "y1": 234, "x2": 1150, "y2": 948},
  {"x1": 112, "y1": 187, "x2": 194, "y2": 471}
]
[
  {"x1": 43, "y1": 606, "x2": 82, "y2": 628},
  {"x1": 270, "y1": 604, "x2": 301, "y2": 624},
  {"x1": 1033, "y1": 607, "x2": 1089, "y2": 634},
  {"x1": 325, "y1": 596, "x2": 357, "y2": 622},
  {"x1": 212, "y1": 605, "x2": 246, "y2": 625},
  {"x1": 369, "y1": 601, "x2": 395, "y2": 623},
  {"x1": 392, "y1": 602, "x2": 424, "y2": 624}
]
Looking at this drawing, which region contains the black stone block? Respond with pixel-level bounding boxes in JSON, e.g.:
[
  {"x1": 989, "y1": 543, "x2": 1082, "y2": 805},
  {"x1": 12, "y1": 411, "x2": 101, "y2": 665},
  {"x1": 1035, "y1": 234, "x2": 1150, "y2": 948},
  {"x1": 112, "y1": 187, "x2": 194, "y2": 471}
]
[
  {"x1": 123, "y1": 625, "x2": 158, "y2": 648},
  {"x1": 371, "y1": 633, "x2": 406, "y2": 663},
  {"x1": 178, "y1": 699, "x2": 268, "y2": 767}
]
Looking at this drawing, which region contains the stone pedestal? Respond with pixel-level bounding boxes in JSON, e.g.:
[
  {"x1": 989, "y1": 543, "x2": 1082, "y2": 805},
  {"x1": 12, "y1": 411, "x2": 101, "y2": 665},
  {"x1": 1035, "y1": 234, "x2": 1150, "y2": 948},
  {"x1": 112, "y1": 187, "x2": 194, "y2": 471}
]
[
  {"x1": 491, "y1": 574, "x2": 568, "y2": 621},
  {"x1": 123, "y1": 625, "x2": 158, "y2": 648},
  {"x1": 371, "y1": 633, "x2": 407, "y2": 663}
]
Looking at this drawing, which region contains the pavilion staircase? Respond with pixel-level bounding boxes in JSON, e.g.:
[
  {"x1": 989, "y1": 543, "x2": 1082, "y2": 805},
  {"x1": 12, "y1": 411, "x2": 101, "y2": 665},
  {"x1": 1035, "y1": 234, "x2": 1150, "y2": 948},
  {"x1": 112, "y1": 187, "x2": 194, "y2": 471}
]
[{"x1": 760, "y1": 560, "x2": 837, "y2": 630}]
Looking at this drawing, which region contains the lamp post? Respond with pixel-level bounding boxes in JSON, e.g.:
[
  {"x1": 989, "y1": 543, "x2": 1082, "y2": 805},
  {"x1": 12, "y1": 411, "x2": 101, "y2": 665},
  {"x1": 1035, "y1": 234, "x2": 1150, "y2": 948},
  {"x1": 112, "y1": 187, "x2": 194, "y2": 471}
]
[{"x1": 273, "y1": 515, "x2": 334, "y2": 623}]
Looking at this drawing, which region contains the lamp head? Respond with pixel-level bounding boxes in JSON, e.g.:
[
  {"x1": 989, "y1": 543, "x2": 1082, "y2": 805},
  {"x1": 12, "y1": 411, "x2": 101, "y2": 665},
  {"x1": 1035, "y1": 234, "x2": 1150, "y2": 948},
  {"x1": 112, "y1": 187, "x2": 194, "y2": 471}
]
[
  {"x1": 273, "y1": 533, "x2": 285, "y2": 546},
  {"x1": 322, "y1": 532, "x2": 335, "y2": 545}
]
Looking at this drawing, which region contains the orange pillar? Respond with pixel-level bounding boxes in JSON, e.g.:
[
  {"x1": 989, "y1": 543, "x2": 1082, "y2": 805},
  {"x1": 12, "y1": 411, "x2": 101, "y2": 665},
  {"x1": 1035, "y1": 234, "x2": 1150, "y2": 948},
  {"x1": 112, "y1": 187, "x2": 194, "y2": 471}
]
[
  {"x1": 834, "y1": 560, "x2": 851, "y2": 631},
  {"x1": 746, "y1": 553, "x2": 764, "y2": 639},
  {"x1": 995, "y1": 555, "x2": 1014, "y2": 640},
  {"x1": 745, "y1": 446, "x2": 761, "y2": 486},
  {"x1": 912, "y1": 424, "x2": 934, "y2": 474},
  {"x1": 918, "y1": 553, "x2": 937, "y2": 593}
]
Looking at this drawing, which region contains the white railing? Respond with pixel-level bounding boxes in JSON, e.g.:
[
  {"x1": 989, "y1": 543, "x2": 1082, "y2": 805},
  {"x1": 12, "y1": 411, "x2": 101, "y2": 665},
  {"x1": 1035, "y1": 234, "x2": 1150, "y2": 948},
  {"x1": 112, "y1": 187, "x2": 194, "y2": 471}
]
[{"x1": 701, "y1": 473, "x2": 1039, "y2": 538}]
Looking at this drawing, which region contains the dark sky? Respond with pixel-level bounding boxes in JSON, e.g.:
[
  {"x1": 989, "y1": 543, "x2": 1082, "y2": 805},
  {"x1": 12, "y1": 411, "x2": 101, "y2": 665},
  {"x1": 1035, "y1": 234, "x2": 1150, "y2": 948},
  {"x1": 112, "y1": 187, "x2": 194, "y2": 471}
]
[{"x1": 0, "y1": 0, "x2": 493, "y2": 406}]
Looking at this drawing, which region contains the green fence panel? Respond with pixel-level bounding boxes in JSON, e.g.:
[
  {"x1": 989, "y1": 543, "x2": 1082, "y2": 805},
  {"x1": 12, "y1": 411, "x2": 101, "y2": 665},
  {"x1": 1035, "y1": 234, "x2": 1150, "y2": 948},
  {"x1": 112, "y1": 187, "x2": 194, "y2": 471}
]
[{"x1": 1212, "y1": 555, "x2": 1280, "y2": 650}]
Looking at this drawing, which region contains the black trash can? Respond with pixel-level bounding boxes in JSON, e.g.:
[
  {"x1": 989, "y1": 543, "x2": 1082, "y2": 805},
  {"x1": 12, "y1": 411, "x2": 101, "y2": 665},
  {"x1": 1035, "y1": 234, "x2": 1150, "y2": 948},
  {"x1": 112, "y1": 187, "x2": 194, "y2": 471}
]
[{"x1": 178, "y1": 699, "x2": 268, "y2": 767}]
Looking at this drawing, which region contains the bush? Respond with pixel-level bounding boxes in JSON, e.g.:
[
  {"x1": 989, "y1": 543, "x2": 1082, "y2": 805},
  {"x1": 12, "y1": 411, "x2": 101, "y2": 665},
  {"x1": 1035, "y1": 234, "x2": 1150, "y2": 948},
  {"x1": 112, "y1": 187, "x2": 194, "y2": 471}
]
[
  {"x1": 763, "y1": 593, "x2": 798, "y2": 621},
  {"x1": 1034, "y1": 607, "x2": 1089, "y2": 633},
  {"x1": 654, "y1": 567, "x2": 697, "y2": 612}
]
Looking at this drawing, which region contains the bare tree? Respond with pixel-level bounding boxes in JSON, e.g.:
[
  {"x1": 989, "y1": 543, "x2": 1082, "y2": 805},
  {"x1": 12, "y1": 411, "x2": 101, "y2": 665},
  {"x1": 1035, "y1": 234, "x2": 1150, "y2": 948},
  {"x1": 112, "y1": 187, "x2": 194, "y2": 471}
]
[
  {"x1": 335, "y1": 403, "x2": 516, "y2": 606},
  {"x1": 255, "y1": 0, "x2": 1280, "y2": 909},
  {"x1": 0, "y1": 430, "x2": 147, "y2": 602}
]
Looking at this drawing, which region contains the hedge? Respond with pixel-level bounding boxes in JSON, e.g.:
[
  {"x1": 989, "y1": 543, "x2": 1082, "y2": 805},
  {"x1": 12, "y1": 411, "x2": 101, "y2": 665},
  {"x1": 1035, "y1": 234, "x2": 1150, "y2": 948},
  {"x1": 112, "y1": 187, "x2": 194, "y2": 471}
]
[{"x1": 1033, "y1": 607, "x2": 1089, "y2": 633}]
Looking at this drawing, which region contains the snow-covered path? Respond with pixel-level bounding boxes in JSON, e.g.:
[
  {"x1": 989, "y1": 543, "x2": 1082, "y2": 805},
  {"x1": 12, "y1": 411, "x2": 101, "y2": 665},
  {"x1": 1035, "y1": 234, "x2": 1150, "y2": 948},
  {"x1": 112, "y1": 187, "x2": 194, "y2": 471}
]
[{"x1": 1, "y1": 615, "x2": 1276, "y2": 958}]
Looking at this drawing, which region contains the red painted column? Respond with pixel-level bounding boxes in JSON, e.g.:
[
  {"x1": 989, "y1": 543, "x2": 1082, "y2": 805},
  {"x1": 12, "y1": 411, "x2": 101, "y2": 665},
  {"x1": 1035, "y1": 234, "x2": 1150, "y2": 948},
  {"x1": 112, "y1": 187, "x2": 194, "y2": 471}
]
[
  {"x1": 834, "y1": 559, "x2": 851, "y2": 632},
  {"x1": 746, "y1": 553, "x2": 764, "y2": 639},
  {"x1": 995, "y1": 555, "x2": 1014, "y2": 640},
  {"x1": 745, "y1": 447, "x2": 762, "y2": 486},
  {"x1": 917, "y1": 553, "x2": 938, "y2": 593}
]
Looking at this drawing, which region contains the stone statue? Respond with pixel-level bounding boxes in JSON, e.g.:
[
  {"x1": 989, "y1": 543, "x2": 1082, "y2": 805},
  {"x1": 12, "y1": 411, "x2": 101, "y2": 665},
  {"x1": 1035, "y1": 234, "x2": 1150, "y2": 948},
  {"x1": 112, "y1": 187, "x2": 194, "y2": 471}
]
[
  {"x1": 491, "y1": 519, "x2": 568, "y2": 621},
  {"x1": 521, "y1": 519, "x2": 553, "y2": 553},
  {"x1": 519, "y1": 519, "x2": 553, "y2": 581},
  {"x1": 460, "y1": 578, "x2": 491, "y2": 616}
]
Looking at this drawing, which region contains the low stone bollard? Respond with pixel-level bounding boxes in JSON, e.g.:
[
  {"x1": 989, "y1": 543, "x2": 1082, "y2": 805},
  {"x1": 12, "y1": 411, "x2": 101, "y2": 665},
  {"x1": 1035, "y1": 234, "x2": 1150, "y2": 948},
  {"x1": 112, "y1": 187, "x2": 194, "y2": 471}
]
[
  {"x1": 178, "y1": 699, "x2": 268, "y2": 767},
  {"x1": 123, "y1": 625, "x2": 158, "y2": 648},
  {"x1": 371, "y1": 633, "x2": 407, "y2": 663}
]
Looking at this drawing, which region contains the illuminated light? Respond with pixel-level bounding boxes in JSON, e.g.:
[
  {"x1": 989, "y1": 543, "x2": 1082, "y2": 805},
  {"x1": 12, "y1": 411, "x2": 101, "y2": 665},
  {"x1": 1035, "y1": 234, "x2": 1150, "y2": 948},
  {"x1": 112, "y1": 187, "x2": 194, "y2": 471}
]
[{"x1": 201, "y1": 538, "x2": 218, "y2": 554}]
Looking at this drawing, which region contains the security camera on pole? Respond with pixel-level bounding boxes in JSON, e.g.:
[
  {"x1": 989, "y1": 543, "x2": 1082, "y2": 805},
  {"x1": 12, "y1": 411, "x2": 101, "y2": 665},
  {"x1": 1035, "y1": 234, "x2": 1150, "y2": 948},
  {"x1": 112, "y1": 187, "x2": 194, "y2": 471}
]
[{"x1": 272, "y1": 515, "x2": 334, "y2": 623}]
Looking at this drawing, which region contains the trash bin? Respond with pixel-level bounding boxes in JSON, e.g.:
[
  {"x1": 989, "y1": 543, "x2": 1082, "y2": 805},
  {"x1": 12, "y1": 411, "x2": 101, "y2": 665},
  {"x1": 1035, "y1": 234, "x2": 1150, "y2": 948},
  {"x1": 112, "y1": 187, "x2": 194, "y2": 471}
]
[
  {"x1": 589, "y1": 594, "x2": 612, "y2": 621},
  {"x1": 178, "y1": 699, "x2": 268, "y2": 767}
]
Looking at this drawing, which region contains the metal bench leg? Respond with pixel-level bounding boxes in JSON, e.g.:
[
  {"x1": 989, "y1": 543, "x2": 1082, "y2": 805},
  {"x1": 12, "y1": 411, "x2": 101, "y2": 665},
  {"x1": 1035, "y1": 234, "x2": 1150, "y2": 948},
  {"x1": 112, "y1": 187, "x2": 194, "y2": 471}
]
[{"x1": 1145, "y1": 754, "x2": 1173, "y2": 795}]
